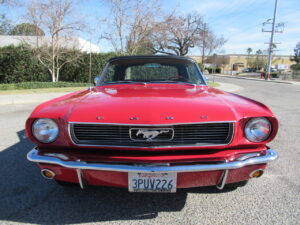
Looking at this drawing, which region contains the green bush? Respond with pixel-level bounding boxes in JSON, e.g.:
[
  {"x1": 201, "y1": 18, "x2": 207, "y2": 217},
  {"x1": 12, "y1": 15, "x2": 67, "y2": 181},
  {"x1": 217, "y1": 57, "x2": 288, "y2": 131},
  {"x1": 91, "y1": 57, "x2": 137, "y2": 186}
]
[
  {"x1": 270, "y1": 72, "x2": 279, "y2": 78},
  {"x1": 0, "y1": 45, "x2": 49, "y2": 83},
  {"x1": 290, "y1": 64, "x2": 300, "y2": 71},
  {"x1": 0, "y1": 45, "x2": 116, "y2": 84},
  {"x1": 0, "y1": 82, "x2": 89, "y2": 90},
  {"x1": 205, "y1": 68, "x2": 221, "y2": 74},
  {"x1": 60, "y1": 52, "x2": 116, "y2": 83}
]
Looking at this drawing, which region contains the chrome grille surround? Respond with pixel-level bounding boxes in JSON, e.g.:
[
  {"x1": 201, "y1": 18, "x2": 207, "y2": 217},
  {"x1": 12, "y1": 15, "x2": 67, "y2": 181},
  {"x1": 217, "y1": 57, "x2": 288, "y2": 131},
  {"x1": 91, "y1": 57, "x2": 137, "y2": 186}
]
[{"x1": 69, "y1": 121, "x2": 235, "y2": 148}]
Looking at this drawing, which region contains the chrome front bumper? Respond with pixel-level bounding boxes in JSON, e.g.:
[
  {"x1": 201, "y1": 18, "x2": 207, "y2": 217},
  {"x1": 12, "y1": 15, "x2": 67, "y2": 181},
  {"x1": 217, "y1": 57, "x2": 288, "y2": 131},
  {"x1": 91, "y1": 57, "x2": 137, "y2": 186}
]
[{"x1": 27, "y1": 148, "x2": 278, "y2": 173}]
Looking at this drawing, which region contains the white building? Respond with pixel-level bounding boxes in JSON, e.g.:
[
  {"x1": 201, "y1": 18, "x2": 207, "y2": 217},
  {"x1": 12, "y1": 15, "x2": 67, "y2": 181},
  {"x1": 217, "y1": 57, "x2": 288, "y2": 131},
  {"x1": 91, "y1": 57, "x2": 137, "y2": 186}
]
[{"x1": 0, "y1": 35, "x2": 100, "y2": 53}]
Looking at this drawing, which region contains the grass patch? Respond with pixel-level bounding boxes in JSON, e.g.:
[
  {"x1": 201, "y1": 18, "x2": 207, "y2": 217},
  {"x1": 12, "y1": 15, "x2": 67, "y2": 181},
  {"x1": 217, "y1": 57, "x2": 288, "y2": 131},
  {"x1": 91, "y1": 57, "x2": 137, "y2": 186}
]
[
  {"x1": 0, "y1": 86, "x2": 87, "y2": 95},
  {"x1": 0, "y1": 82, "x2": 91, "y2": 91},
  {"x1": 208, "y1": 82, "x2": 219, "y2": 87}
]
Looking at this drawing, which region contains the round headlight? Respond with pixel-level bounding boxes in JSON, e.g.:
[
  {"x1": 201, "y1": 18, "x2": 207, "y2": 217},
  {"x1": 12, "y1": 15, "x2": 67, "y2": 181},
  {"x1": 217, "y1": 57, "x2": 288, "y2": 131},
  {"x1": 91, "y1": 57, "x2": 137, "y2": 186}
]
[
  {"x1": 245, "y1": 118, "x2": 271, "y2": 142},
  {"x1": 32, "y1": 119, "x2": 59, "y2": 143}
]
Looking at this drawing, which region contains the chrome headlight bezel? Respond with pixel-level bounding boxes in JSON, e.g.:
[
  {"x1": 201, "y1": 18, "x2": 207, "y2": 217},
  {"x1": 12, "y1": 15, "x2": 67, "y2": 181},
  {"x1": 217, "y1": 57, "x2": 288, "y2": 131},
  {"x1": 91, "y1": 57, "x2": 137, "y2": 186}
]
[
  {"x1": 244, "y1": 117, "x2": 272, "y2": 142},
  {"x1": 32, "y1": 118, "x2": 59, "y2": 143}
]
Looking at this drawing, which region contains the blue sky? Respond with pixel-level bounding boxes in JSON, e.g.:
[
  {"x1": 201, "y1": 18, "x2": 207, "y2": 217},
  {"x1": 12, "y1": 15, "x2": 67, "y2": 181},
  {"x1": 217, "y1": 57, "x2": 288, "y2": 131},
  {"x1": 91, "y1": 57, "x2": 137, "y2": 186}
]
[{"x1": 1, "y1": 0, "x2": 300, "y2": 55}]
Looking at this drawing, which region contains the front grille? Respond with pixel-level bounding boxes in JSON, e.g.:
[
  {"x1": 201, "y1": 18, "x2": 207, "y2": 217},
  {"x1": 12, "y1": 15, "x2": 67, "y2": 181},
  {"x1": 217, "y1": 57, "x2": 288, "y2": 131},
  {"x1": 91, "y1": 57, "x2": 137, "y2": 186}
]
[{"x1": 70, "y1": 122, "x2": 234, "y2": 148}]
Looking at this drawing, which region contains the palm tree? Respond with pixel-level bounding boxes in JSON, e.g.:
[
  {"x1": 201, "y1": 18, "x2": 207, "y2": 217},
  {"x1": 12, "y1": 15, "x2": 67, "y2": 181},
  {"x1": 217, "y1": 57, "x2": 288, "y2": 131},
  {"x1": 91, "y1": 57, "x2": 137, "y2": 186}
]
[
  {"x1": 246, "y1": 48, "x2": 253, "y2": 68},
  {"x1": 254, "y1": 49, "x2": 264, "y2": 71},
  {"x1": 246, "y1": 48, "x2": 253, "y2": 55},
  {"x1": 256, "y1": 49, "x2": 262, "y2": 55}
]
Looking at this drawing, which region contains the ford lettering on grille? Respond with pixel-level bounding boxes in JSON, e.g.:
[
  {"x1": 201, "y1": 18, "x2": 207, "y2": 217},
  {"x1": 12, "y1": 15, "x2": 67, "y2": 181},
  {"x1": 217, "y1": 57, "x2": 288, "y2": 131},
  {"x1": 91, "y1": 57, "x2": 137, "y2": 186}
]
[{"x1": 130, "y1": 128, "x2": 174, "y2": 142}]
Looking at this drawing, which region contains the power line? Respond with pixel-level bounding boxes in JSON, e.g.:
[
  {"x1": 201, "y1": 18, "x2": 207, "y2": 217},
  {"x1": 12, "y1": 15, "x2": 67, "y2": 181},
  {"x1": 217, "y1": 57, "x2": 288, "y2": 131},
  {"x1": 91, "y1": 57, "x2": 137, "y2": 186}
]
[{"x1": 204, "y1": 0, "x2": 268, "y2": 27}]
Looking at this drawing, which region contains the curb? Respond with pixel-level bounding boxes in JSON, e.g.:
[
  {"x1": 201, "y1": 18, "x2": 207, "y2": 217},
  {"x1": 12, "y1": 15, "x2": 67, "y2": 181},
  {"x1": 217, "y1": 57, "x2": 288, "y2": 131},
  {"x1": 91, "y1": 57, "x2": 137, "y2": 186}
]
[{"x1": 211, "y1": 74, "x2": 299, "y2": 85}]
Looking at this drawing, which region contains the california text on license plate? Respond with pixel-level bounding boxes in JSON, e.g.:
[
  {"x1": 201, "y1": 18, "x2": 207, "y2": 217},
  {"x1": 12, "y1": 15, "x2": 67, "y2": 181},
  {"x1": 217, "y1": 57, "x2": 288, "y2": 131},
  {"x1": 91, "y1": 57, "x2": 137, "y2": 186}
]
[{"x1": 128, "y1": 172, "x2": 177, "y2": 193}]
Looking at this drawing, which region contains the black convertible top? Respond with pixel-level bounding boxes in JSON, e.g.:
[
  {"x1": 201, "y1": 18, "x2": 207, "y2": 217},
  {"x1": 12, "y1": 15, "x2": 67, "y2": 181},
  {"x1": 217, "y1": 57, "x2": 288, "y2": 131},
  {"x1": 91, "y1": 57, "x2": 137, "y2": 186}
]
[{"x1": 108, "y1": 55, "x2": 196, "y2": 63}]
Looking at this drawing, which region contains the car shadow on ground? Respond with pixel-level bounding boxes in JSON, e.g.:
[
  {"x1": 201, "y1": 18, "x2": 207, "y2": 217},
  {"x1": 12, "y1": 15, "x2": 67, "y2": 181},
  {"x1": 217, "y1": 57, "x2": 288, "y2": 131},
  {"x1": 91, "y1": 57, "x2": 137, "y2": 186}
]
[{"x1": 0, "y1": 130, "x2": 231, "y2": 225}]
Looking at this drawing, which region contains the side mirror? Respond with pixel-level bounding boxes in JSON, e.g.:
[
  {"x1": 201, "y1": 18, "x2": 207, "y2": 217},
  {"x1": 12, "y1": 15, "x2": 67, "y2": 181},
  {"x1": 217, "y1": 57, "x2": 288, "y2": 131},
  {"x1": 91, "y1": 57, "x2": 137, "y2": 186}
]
[
  {"x1": 204, "y1": 76, "x2": 209, "y2": 82},
  {"x1": 94, "y1": 77, "x2": 101, "y2": 86}
]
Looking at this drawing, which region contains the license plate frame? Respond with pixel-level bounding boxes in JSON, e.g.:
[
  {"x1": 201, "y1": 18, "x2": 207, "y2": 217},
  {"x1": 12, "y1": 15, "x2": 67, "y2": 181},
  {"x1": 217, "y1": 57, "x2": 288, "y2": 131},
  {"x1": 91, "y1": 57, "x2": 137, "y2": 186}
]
[{"x1": 128, "y1": 172, "x2": 177, "y2": 193}]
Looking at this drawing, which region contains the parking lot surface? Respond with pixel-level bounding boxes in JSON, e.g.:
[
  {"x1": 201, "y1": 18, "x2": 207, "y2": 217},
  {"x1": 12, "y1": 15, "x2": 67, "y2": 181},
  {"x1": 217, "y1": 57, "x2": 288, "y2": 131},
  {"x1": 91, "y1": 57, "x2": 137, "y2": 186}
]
[{"x1": 0, "y1": 77, "x2": 299, "y2": 225}]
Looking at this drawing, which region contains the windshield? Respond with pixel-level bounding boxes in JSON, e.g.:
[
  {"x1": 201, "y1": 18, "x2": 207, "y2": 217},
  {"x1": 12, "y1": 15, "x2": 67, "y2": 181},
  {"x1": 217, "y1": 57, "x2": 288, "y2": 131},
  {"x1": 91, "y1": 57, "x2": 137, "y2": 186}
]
[{"x1": 100, "y1": 58, "x2": 205, "y2": 85}]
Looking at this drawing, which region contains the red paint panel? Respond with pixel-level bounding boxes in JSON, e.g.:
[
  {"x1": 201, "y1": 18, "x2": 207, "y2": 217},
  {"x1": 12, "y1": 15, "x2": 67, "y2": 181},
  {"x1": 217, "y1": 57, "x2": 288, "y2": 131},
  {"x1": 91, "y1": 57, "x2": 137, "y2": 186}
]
[{"x1": 26, "y1": 84, "x2": 278, "y2": 150}]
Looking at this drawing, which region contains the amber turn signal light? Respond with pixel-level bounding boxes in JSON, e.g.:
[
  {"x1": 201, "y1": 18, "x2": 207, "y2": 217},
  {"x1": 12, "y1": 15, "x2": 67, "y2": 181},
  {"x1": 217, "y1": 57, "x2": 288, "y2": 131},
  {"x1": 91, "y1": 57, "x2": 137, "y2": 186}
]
[
  {"x1": 250, "y1": 169, "x2": 264, "y2": 178},
  {"x1": 41, "y1": 169, "x2": 56, "y2": 179}
]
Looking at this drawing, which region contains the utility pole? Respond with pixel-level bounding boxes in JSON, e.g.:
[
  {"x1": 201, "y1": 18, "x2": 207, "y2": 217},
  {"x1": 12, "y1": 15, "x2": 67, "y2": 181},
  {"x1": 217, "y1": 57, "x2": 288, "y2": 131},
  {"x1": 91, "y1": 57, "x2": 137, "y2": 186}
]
[
  {"x1": 201, "y1": 23, "x2": 208, "y2": 65},
  {"x1": 262, "y1": 0, "x2": 284, "y2": 80},
  {"x1": 89, "y1": 39, "x2": 92, "y2": 84}
]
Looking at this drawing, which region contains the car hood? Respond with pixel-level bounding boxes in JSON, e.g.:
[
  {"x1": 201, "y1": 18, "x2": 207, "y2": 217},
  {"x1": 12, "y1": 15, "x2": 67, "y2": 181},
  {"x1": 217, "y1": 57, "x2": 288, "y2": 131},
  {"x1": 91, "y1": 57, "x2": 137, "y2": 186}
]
[{"x1": 62, "y1": 84, "x2": 272, "y2": 124}]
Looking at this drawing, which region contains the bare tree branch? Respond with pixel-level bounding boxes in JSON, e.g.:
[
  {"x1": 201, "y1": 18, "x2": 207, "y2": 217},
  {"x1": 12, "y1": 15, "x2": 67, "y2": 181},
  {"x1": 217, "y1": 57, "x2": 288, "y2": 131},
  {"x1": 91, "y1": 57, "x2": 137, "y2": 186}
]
[
  {"x1": 22, "y1": 0, "x2": 84, "y2": 82},
  {"x1": 149, "y1": 12, "x2": 204, "y2": 56},
  {"x1": 102, "y1": 0, "x2": 160, "y2": 55}
]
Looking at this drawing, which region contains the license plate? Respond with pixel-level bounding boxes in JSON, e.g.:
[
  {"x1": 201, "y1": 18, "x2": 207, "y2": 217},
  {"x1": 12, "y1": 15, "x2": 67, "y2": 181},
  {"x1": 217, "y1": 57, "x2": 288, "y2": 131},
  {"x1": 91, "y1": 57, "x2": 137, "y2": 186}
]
[{"x1": 128, "y1": 172, "x2": 177, "y2": 193}]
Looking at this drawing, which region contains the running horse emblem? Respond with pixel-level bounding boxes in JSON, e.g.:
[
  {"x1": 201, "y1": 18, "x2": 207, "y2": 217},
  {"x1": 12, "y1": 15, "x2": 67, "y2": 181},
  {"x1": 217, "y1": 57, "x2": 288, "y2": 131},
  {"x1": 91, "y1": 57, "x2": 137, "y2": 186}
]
[{"x1": 136, "y1": 129, "x2": 170, "y2": 141}]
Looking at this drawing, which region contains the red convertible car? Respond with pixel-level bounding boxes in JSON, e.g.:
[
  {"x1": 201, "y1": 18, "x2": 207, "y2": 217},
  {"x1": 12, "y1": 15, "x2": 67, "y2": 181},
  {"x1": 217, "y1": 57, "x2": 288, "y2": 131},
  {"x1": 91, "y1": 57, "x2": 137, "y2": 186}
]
[{"x1": 26, "y1": 55, "x2": 278, "y2": 192}]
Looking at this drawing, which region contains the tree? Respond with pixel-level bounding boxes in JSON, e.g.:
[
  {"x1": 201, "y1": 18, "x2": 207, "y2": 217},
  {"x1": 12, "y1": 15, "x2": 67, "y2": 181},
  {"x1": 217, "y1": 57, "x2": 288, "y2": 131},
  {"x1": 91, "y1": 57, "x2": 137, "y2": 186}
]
[
  {"x1": 291, "y1": 41, "x2": 300, "y2": 64},
  {"x1": 0, "y1": 14, "x2": 13, "y2": 34},
  {"x1": 101, "y1": 0, "x2": 129, "y2": 54},
  {"x1": 246, "y1": 48, "x2": 252, "y2": 68},
  {"x1": 102, "y1": 0, "x2": 160, "y2": 55},
  {"x1": 23, "y1": 0, "x2": 84, "y2": 82},
  {"x1": 125, "y1": 0, "x2": 160, "y2": 55},
  {"x1": 246, "y1": 48, "x2": 252, "y2": 55},
  {"x1": 9, "y1": 23, "x2": 44, "y2": 36},
  {"x1": 248, "y1": 49, "x2": 265, "y2": 71},
  {"x1": 199, "y1": 24, "x2": 226, "y2": 63},
  {"x1": 0, "y1": 0, "x2": 19, "y2": 5},
  {"x1": 150, "y1": 12, "x2": 204, "y2": 56}
]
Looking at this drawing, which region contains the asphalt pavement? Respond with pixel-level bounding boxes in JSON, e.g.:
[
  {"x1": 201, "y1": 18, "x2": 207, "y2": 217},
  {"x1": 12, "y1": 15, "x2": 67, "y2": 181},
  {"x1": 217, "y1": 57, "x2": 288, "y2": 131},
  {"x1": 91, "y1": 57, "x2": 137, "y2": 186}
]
[{"x1": 0, "y1": 77, "x2": 299, "y2": 225}]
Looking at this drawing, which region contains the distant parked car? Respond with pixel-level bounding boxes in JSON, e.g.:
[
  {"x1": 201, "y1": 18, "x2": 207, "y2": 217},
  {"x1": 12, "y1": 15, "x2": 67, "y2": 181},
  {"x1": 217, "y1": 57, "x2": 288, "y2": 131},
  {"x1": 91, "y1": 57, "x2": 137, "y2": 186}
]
[
  {"x1": 242, "y1": 68, "x2": 257, "y2": 73},
  {"x1": 270, "y1": 68, "x2": 277, "y2": 72},
  {"x1": 26, "y1": 55, "x2": 278, "y2": 193}
]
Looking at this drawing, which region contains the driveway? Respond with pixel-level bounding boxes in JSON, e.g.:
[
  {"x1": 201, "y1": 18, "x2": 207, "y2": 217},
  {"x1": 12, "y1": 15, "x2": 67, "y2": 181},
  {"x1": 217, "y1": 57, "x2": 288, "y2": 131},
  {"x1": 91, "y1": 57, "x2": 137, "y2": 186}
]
[{"x1": 0, "y1": 77, "x2": 299, "y2": 225}]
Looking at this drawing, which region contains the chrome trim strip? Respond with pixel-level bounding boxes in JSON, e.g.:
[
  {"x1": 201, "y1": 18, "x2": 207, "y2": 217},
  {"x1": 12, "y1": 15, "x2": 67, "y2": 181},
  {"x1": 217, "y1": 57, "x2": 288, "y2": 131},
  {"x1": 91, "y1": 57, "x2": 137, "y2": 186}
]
[
  {"x1": 68, "y1": 121, "x2": 236, "y2": 126},
  {"x1": 216, "y1": 170, "x2": 228, "y2": 190},
  {"x1": 27, "y1": 149, "x2": 278, "y2": 173},
  {"x1": 76, "y1": 169, "x2": 85, "y2": 189},
  {"x1": 68, "y1": 121, "x2": 235, "y2": 149}
]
